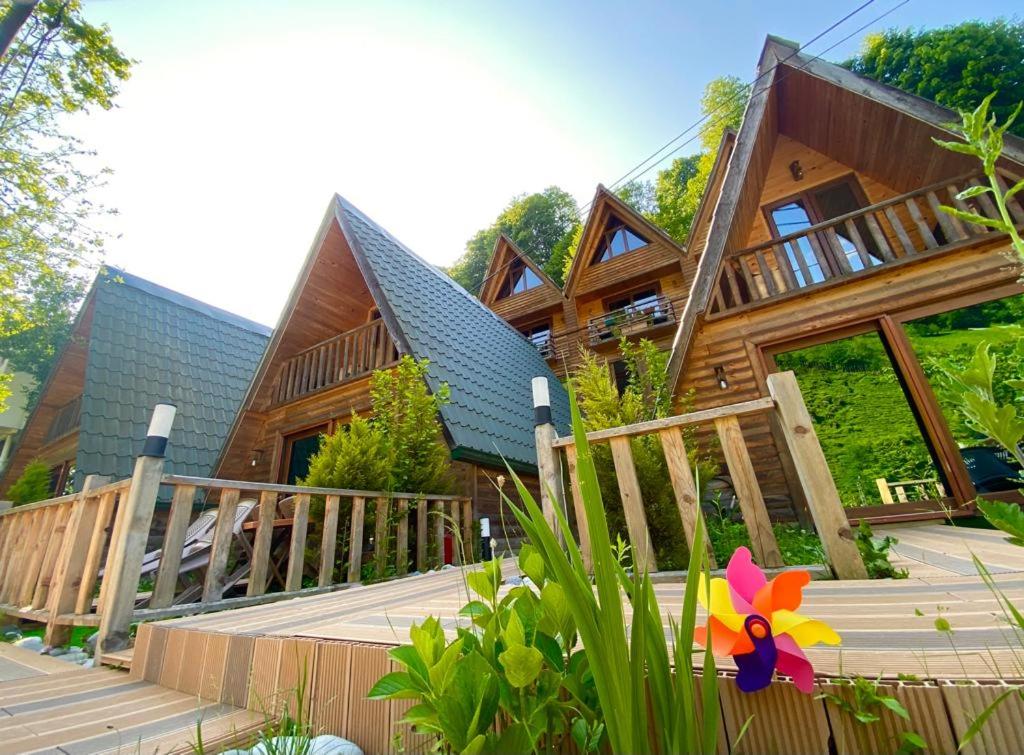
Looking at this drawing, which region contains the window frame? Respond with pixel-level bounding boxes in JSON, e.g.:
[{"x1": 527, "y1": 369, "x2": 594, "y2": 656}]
[{"x1": 591, "y1": 219, "x2": 650, "y2": 265}]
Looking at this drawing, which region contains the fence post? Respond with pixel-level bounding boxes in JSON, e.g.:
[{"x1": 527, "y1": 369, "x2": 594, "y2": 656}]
[
  {"x1": 44, "y1": 474, "x2": 109, "y2": 645},
  {"x1": 562, "y1": 445, "x2": 592, "y2": 572},
  {"x1": 766, "y1": 371, "x2": 868, "y2": 580},
  {"x1": 532, "y1": 377, "x2": 566, "y2": 545},
  {"x1": 96, "y1": 404, "x2": 177, "y2": 656}
]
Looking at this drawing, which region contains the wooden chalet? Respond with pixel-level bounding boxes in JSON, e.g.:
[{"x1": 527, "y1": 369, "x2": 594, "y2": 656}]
[
  {"x1": 0, "y1": 267, "x2": 270, "y2": 498},
  {"x1": 480, "y1": 186, "x2": 692, "y2": 384},
  {"x1": 214, "y1": 195, "x2": 569, "y2": 526},
  {"x1": 664, "y1": 36, "x2": 1024, "y2": 521}
]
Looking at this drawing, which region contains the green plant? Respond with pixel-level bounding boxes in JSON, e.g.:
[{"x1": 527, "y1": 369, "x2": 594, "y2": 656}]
[
  {"x1": 819, "y1": 675, "x2": 926, "y2": 754},
  {"x1": 6, "y1": 460, "x2": 53, "y2": 504},
  {"x1": 703, "y1": 494, "x2": 825, "y2": 567},
  {"x1": 855, "y1": 521, "x2": 908, "y2": 579},
  {"x1": 933, "y1": 93, "x2": 1024, "y2": 266}
]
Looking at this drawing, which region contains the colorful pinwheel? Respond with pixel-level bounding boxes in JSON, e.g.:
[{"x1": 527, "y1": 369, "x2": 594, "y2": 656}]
[{"x1": 694, "y1": 547, "x2": 840, "y2": 693}]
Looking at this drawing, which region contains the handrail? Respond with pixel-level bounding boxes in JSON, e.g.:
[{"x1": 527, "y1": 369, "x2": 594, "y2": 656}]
[
  {"x1": 587, "y1": 294, "x2": 676, "y2": 345},
  {"x1": 0, "y1": 478, "x2": 131, "y2": 516},
  {"x1": 160, "y1": 474, "x2": 464, "y2": 500},
  {"x1": 728, "y1": 170, "x2": 983, "y2": 258},
  {"x1": 289, "y1": 317, "x2": 385, "y2": 359},
  {"x1": 551, "y1": 396, "x2": 775, "y2": 448}
]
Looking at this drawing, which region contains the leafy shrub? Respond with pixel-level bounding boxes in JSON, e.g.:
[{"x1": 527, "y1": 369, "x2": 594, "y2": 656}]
[
  {"x1": 855, "y1": 521, "x2": 907, "y2": 579},
  {"x1": 571, "y1": 338, "x2": 714, "y2": 569},
  {"x1": 6, "y1": 460, "x2": 52, "y2": 504},
  {"x1": 704, "y1": 496, "x2": 825, "y2": 567}
]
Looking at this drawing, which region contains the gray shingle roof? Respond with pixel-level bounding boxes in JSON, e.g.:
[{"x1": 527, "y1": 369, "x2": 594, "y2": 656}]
[
  {"x1": 334, "y1": 196, "x2": 569, "y2": 469},
  {"x1": 76, "y1": 267, "x2": 270, "y2": 485}
]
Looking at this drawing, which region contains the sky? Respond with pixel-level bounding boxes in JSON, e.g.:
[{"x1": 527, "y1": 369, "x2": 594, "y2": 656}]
[{"x1": 76, "y1": 0, "x2": 1012, "y2": 326}]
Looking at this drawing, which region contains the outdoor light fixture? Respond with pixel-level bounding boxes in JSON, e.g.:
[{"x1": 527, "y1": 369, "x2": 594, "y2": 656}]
[
  {"x1": 715, "y1": 365, "x2": 729, "y2": 390},
  {"x1": 532, "y1": 376, "x2": 551, "y2": 425},
  {"x1": 789, "y1": 160, "x2": 804, "y2": 181},
  {"x1": 250, "y1": 449, "x2": 264, "y2": 468},
  {"x1": 141, "y1": 403, "x2": 176, "y2": 457},
  {"x1": 480, "y1": 517, "x2": 492, "y2": 561}
]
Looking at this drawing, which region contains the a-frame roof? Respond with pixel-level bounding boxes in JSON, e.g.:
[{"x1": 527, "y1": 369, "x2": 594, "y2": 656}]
[
  {"x1": 216, "y1": 195, "x2": 570, "y2": 474},
  {"x1": 666, "y1": 35, "x2": 1024, "y2": 388},
  {"x1": 563, "y1": 184, "x2": 687, "y2": 298},
  {"x1": 478, "y1": 234, "x2": 562, "y2": 305},
  {"x1": 1, "y1": 266, "x2": 270, "y2": 492}
]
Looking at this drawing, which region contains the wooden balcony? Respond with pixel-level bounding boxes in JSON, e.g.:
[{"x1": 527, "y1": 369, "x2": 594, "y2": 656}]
[
  {"x1": 44, "y1": 395, "x2": 81, "y2": 444},
  {"x1": 588, "y1": 294, "x2": 676, "y2": 345},
  {"x1": 274, "y1": 318, "x2": 399, "y2": 405},
  {"x1": 709, "y1": 169, "x2": 1024, "y2": 316}
]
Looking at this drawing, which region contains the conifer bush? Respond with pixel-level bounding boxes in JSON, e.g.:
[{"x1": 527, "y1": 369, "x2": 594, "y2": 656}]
[{"x1": 6, "y1": 460, "x2": 53, "y2": 505}]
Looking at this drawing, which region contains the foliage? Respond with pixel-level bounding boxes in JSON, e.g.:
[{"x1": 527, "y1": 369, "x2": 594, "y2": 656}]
[
  {"x1": 855, "y1": 521, "x2": 907, "y2": 580},
  {"x1": 615, "y1": 179, "x2": 657, "y2": 217},
  {"x1": 819, "y1": 675, "x2": 925, "y2": 754},
  {"x1": 447, "y1": 187, "x2": 580, "y2": 292},
  {"x1": 977, "y1": 500, "x2": 1024, "y2": 547},
  {"x1": 0, "y1": 1, "x2": 132, "y2": 407},
  {"x1": 931, "y1": 92, "x2": 1024, "y2": 266},
  {"x1": 571, "y1": 339, "x2": 711, "y2": 569},
  {"x1": 5, "y1": 459, "x2": 51, "y2": 504},
  {"x1": 303, "y1": 414, "x2": 391, "y2": 493},
  {"x1": 844, "y1": 20, "x2": 1024, "y2": 137},
  {"x1": 650, "y1": 153, "x2": 701, "y2": 242},
  {"x1": 703, "y1": 495, "x2": 825, "y2": 567}
]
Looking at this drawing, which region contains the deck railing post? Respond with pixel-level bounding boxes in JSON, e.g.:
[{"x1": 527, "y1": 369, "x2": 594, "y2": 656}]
[
  {"x1": 767, "y1": 371, "x2": 868, "y2": 580},
  {"x1": 532, "y1": 377, "x2": 566, "y2": 546},
  {"x1": 96, "y1": 404, "x2": 177, "y2": 656}
]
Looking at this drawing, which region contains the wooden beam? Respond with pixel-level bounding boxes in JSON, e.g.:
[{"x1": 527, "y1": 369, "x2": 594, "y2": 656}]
[
  {"x1": 608, "y1": 436, "x2": 658, "y2": 573},
  {"x1": 150, "y1": 485, "x2": 197, "y2": 609},
  {"x1": 247, "y1": 491, "x2": 278, "y2": 596},
  {"x1": 714, "y1": 416, "x2": 783, "y2": 568},
  {"x1": 563, "y1": 446, "x2": 592, "y2": 572},
  {"x1": 202, "y1": 488, "x2": 241, "y2": 602},
  {"x1": 373, "y1": 498, "x2": 390, "y2": 577},
  {"x1": 346, "y1": 496, "x2": 366, "y2": 583},
  {"x1": 395, "y1": 499, "x2": 409, "y2": 577},
  {"x1": 319, "y1": 495, "x2": 341, "y2": 587},
  {"x1": 285, "y1": 494, "x2": 311, "y2": 592},
  {"x1": 767, "y1": 372, "x2": 868, "y2": 579},
  {"x1": 415, "y1": 499, "x2": 428, "y2": 572},
  {"x1": 658, "y1": 428, "x2": 716, "y2": 569},
  {"x1": 433, "y1": 500, "x2": 445, "y2": 567},
  {"x1": 75, "y1": 491, "x2": 117, "y2": 615},
  {"x1": 462, "y1": 499, "x2": 473, "y2": 564}
]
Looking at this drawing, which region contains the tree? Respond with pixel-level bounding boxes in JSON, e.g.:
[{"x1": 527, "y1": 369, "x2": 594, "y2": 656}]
[
  {"x1": 6, "y1": 459, "x2": 51, "y2": 504},
  {"x1": 616, "y1": 179, "x2": 657, "y2": 217},
  {"x1": 844, "y1": 20, "x2": 1024, "y2": 137},
  {"x1": 0, "y1": 0, "x2": 132, "y2": 409},
  {"x1": 651, "y1": 153, "x2": 700, "y2": 242},
  {"x1": 447, "y1": 186, "x2": 580, "y2": 292}
]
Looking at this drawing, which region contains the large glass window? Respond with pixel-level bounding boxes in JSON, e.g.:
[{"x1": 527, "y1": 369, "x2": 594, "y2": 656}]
[
  {"x1": 281, "y1": 425, "x2": 328, "y2": 485},
  {"x1": 774, "y1": 331, "x2": 947, "y2": 507},
  {"x1": 498, "y1": 259, "x2": 543, "y2": 299},
  {"x1": 905, "y1": 295, "x2": 1024, "y2": 494},
  {"x1": 593, "y1": 220, "x2": 649, "y2": 264}
]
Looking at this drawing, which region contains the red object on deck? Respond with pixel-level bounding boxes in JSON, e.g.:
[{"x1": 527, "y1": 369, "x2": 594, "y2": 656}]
[{"x1": 444, "y1": 533, "x2": 453, "y2": 565}]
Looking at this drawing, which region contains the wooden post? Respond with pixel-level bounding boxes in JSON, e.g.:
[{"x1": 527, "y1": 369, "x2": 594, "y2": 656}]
[
  {"x1": 285, "y1": 493, "x2": 311, "y2": 592},
  {"x1": 203, "y1": 488, "x2": 241, "y2": 601},
  {"x1": 346, "y1": 496, "x2": 366, "y2": 583},
  {"x1": 31, "y1": 503, "x2": 73, "y2": 609},
  {"x1": 374, "y1": 498, "x2": 390, "y2": 577},
  {"x1": 608, "y1": 436, "x2": 658, "y2": 573},
  {"x1": 433, "y1": 500, "x2": 445, "y2": 567},
  {"x1": 450, "y1": 500, "x2": 462, "y2": 566},
  {"x1": 319, "y1": 495, "x2": 341, "y2": 587},
  {"x1": 44, "y1": 475, "x2": 109, "y2": 644},
  {"x1": 876, "y1": 479, "x2": 895, "y2": 504},
  {"x1": 395, "y1": 499, "x2": 409, "y2": 576},
  {"x1": 17, "y1": 507, "x2": 54, "y2": 606},
  {"x1": 714, "y1": 415, "x2": 784, "y2": 568},
  {"x1": 563, "y1": 445, "x2": 592, "y2": 572},
  {"x1": 248, "y1": 491, "x2": 278, "y2": 596},
  {"x1": 415, "y1": 498, "x2": 428, "y2": 572},
  {"x1": 150, "y1": 484, "x2": 197, "y2": 609},
  {"x1": 532, "y1": 377, "x2": 566, "y2": 545},
  {"x1": 658, "y1": 428, "x2": 716, "y2": 569},
  {"x1": 76, "y1": 490, "x2": 117, "y2": 614},
  {"x1": 96, "y1": 403, "x2": 176, "y2": 656},
  {"x1": 767, "y1": 371, "x2": 868, "y2": 580},
  {"x1": 462, "y1": 499, "x2": 473, "y2": 564}
]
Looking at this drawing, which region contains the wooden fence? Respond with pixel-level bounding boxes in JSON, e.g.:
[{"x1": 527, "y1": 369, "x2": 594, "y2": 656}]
[
  {"x1": 542, "y1": 370, "x2": 868, "y2": 579},
  {"x1": 0, "y1": 472, "x2": 471, "y2": 654}
]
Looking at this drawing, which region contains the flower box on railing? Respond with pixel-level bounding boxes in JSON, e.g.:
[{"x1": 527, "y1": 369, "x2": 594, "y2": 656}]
[{"x1": 589, "y1": 297, "x2": 676, "y2": 345}]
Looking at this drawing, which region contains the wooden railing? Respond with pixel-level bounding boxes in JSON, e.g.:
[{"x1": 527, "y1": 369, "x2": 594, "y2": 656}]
[
  {"x1": 709, "y1": 169, "x2": 1024, "y2": 316},
  {"x1": 588, "y1": 294, "x2": 676, "y2": 345},
  {"x1": 45, "y1": 395, "x2": 82, "y2": 444},
  {"x1": 0, "y1": 471, "x2": 472, "y2": 654},
  {"x1": 274, "y1": 318, "x2": 399, "y2": 404},
  {"x1": 541, "y1": 371, "x2": 868, "y2": 580}
]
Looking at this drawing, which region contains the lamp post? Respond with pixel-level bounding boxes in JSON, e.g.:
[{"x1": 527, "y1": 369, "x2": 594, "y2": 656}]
[
  {"x1": 532, "y1": 377, "x2": 565, "y2": 546},
  {"x1": 95, "y1": 403, "x2": 176, "y2": 656}
]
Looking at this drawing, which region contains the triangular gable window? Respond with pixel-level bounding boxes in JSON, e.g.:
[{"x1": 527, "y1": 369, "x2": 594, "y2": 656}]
[
  {"x1": 498, "y1": 258, "x2": 543, "y2": 299},
  {"x1": 593, "y1": 217, "x2": 649, "y2": 264}
]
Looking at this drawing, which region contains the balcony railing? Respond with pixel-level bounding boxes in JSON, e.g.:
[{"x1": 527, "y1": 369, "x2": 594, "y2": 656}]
[
  {"x1": 44, "y1": 395, "x2": 81, "y2": 444},
  {"x1": 709, "y1": 169, "x2": 1024, "y2": 316},
  {"x1": 274, "y1": 318, "x2": 399, "y2": 404},
  {"x1": 588, "y1": 294, "x2": 676, "y2": 345}
]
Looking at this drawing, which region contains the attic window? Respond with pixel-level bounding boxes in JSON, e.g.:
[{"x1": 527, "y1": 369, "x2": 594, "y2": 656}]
[
  {"x1": 498, "y1": 258, "x2": 543, "y2": 299},
  {"x1": 593, "y1": 219, "x2": 649, "y2": 264}
]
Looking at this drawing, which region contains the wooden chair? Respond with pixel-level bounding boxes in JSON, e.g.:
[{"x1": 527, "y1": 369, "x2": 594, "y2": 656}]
[{"x1": 875, "y1": 477, "x2": 946, "y2": 504}]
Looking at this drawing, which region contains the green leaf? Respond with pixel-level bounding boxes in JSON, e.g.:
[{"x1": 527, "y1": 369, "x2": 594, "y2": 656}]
[
  {"x1": 399, "y1": 702, "x2": 439, "y2": 729},
  {"x1": 959, "y1": 688, "x2": 1017, "y2": 750},
  {"x1": 466, "y1": 570, "x2": 496, "y2": 603},
  {"x1": 1005, "y1": 177, "x2": 1024, "y2": 201},
  {"x1": 962, "y1": 393, "x2": 1024, "y2": 452},
  {"x1": 434, "y1": 653, "x2": 499, "y2": 752},
  {"x1": 366, "y1": 671, "x2": 421, "y2": 700},
  {"x1": 931, "y1": 138, "x2": 982, "y2": 157},
  {"x1": 428, "y1": 637, "x2": 464, "y2": 691},
  {"x1": 880, "y1": 696, "x2": 911, "y2": 719},
  {"x1": 494, "y1": 722, "x2": 534, "y2": 753},
  {"x1": 938, "y1": 205, "x2": 1009, "y2": 231},
  {"x1": 955, "y1": 184, "x2": 992, "y2": 200},
  {"x1": 503, "y1": 606, "x2": 526, "y2": 647},
  {"x1": 460, "y1": 733, "x2": 486, "y2": 755},
  {"x1": 934, "y1": 617, "x2": 952, "y2": 632},
  {"x1": 388, "y1": 644, "x2": 430, "y2": 688},
  {"x1": 914, "y1": 608, "x2": 925, "y2": 616},
  {"x1": 522, "y1": 551, "x2": 546, "y2": 586},
  {"x1": 533, "y1": 630, "x2": 565, "y2": 672},
  {"x1": 539, "y1": 581, "x2": 570, "y2": 635},
  {"x1": 978, "y1": 500, "x2": 1024, "y2": 546},
  {"x1": 499, "y1": 643, "x2": 544, "y2": 688},
  {"x1": 901, "y1": 731, "x2": 926, "y2": 749},
  {"x1": 855, "y1": 711, "x2": 881, "y2": 724}
]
